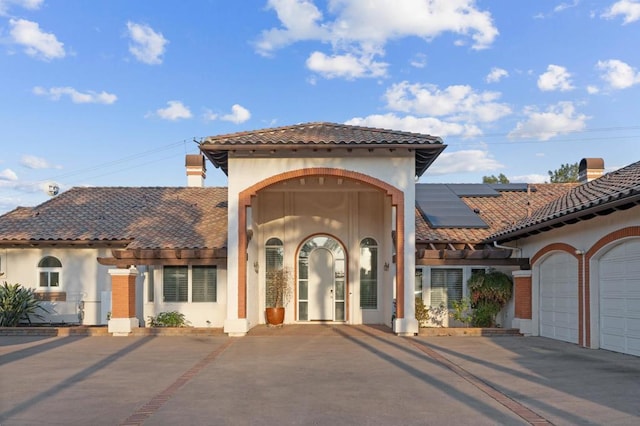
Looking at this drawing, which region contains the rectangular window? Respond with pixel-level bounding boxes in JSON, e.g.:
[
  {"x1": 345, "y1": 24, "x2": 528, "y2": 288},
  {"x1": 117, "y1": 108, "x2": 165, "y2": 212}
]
[
  {"x1": 360, "y1": 246, "x2": 378, "y2": 309},
  {"x1": 192, "y1": 266, "x2": 217, "y2": 302},
  {"x1": 147, "y1": 269, "x2": 155, "y2": 302},
  {"x1": 163, "y1": 266, "x2": 188, "y2": 302},
  {"x1": 39, "y1": 271, "x2": 59, "y2": 287},
  {"x1": 430, "y1": 269, "x2": 463, "y2": 309}
]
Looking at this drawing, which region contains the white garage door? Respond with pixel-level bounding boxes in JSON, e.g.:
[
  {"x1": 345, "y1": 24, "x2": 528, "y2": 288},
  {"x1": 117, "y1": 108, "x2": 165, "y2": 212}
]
[
  {"x1": 539, "y1": 252, "x2": 579, "y2": 343},
  {"x1": 599, "y1": 239, "x2": 640, "y2": 356}
]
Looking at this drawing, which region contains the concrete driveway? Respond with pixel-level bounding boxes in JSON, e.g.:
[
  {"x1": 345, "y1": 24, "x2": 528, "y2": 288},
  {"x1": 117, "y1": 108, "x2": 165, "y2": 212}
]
[{"x1": 1, "y1": 325, "x2": 639, "y2": 425}]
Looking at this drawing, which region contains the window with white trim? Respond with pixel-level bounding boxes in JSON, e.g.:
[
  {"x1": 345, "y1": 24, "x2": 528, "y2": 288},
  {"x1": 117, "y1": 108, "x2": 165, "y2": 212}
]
[
  {"x1": 38, "y1": 256, "x2": 62, "y2": 288},
  {"x1": 360, "y1": 238, "x2": 378, "y2": 309},
  {"x1": 163, "y1": 266, "x2": 217, "y2": 303},
  {"x1": 430, "y1": 268, "x2": 462, "y2": 309}
]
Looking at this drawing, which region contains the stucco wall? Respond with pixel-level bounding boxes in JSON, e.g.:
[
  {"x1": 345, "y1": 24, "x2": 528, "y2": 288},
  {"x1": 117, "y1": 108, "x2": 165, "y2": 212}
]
[{"x1": 1, "y1": 247, "x2": 113, "y2": 325}]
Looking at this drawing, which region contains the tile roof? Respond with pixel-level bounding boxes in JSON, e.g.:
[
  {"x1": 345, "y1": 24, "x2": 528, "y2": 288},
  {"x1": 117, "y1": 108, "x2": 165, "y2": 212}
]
[
  {"x1": 415, "y1": 183, "x2": 577, "y2": 244},
  {"x1": 199, "y1": 122, "x2": 446, "y2": 177},
  {"x1": 490, "y1": 160, "x2": 640, "y2": 242},
  {"x1": 0, "y1": 187, "x2": 228, "y2": 249}
]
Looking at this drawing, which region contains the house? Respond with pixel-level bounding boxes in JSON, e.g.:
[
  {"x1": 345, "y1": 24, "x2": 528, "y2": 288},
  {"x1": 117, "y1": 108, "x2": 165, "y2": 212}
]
[
  {"x1": 489, "y1": 158, "x2": 640, "y2": 357},
  {"x1": 0, "y1": 123, "x2": 637, "y2": 354}
]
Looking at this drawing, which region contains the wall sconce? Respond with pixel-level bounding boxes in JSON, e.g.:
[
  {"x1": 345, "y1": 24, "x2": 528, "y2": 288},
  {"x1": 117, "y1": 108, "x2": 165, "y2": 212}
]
[
  {"x1": 384, "y1": 262, "x2": 390, "y2": 271},
  {"x1": 253, "y1": 261, "x2": 259, "y2": 274}
]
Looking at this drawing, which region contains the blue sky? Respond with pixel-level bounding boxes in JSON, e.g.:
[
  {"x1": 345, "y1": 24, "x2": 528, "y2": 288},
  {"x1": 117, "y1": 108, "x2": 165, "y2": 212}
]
[{"x1": 1, "y1": 0, "x2": 640, "y2": 214}]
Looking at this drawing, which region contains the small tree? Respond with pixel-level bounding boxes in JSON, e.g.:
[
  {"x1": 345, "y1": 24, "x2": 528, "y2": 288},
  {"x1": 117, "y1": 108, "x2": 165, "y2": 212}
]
[
  {"x1": 265, "y1": 267, "x2": 293, "y2": 308},
  {"x1": 0, "y1": 282, "x2": 49, "y2": 327},
  {"x1": 483, "y1": 173, "x2": 510, "y2": 184},
  {"x1": 467, "y1": 269, "x2": 512, "y2": 327},
  {"x1": 415, "y1": 296, "x2": 429, "y2": 328},
  {"x1": 548, "y1": 162, "x2": 579, "y2": 183}
]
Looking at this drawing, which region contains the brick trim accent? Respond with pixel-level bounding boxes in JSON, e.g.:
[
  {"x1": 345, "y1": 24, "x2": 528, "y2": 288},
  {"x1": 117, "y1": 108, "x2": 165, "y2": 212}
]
[
  {"x1": 237, "y1": 168, "x2": 406, "y2": 320},
  {"x1": 109, "y1": 268, "x2": 138, "y2": 319},
  {"x1": 512, "y1": 271, "x2": 532, "y2": 320},
  {"x1": 531, "y1": 243, "x2": 584, "y2": 346},
  {"x1": 34, "y1": 291, "x2": 67, "y2": 302},
  {"x1": 584, "y1": 226, "x2": 640, "y2": 347}
]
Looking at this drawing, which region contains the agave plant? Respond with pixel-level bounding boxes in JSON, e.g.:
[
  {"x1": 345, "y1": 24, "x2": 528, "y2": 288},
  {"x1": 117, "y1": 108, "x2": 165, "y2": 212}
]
[{"x1": 0, "y1": 282, "x2": 49, "y2": 327}]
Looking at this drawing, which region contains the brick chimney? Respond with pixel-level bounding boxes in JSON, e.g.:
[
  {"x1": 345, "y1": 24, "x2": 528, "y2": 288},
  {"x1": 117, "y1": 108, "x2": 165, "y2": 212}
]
[
  {"x1": 578, "y1": 158, "x2": 604, "y2": 184},
  {"x1": 186, "y1": 154, "x2": 206, "y2": 187}
]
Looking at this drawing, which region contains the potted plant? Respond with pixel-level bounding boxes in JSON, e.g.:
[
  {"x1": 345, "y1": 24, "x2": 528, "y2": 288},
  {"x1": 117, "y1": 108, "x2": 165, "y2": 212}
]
[{"x1": 265, "y1": 267, "x2": 292, "y2": 326}]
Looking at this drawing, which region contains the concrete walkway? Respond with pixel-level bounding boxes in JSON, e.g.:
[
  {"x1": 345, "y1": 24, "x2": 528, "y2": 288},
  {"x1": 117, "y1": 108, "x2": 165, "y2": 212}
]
[{"x1": 1, "y1": 325, "x2": 639, "y2": 425}]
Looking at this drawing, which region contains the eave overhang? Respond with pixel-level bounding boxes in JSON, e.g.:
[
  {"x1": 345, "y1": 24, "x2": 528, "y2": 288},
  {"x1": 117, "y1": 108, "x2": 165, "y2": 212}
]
[{"x1": 97, "y1": 248, "x2": 228, "y2": 267}]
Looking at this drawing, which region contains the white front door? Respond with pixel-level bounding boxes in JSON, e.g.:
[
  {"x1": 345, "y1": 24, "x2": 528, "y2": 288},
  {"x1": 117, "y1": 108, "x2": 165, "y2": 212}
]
[{"x1": 308, "y1": 248, "x2": 334, "y2": 320}]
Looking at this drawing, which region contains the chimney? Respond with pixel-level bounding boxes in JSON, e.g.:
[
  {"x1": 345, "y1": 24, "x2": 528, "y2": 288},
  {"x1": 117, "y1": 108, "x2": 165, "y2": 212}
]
[
  {"x1": 186, "y1": 154, "x2": 206, "y2": 187},
  {"x1": 578, "y1": 158, "x2": 604, "y2": 184}
]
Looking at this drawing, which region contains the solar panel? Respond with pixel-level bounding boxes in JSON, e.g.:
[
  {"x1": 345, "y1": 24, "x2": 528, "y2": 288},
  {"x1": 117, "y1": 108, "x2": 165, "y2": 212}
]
[
  {"x1": 447, "y1": 184, "x2": 499, "y2": 197},
  {"x1": 415, "y1": 184, "x2": 489, "y2": 228},
  {"x1": 488, "y1": 183, "x2": 535, "y2": 192}
]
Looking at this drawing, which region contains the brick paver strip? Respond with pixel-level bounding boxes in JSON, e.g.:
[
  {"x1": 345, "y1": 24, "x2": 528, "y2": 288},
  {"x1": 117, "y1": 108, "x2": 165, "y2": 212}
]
[
  {"x1": 120, "y1": 339, "x2": 234, "y2": 426},
  {"x1": 405, "y1": 338, "x2": 552, "y2": 425}
]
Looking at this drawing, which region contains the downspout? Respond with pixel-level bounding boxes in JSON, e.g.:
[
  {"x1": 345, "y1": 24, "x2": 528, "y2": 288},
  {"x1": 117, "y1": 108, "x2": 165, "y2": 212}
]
[{"x1": 493, "y1": 240, "x2": 522, "y2": 258}]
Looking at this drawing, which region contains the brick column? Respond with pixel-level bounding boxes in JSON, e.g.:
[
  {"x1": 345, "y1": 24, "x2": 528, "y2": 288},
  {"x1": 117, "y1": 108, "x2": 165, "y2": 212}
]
[
  {"x1": 512, "y1": 270, "x2": 532, "y2": 335},
  {"x1": 108, "y1": 267, "x2": 139, "y2": 336}
]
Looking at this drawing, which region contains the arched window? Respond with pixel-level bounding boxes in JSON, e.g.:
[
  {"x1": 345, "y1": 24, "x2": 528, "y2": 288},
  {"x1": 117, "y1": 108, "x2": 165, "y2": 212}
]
[
  {"x1": 38, "y1": 256, "x2": 62, "y2": 288},
  {"x1": 360, "y1": 238, "x2": 378, "y2": 309},
  {"x1": 265, "y1": 238, "x2": 284, "y2": 307}
]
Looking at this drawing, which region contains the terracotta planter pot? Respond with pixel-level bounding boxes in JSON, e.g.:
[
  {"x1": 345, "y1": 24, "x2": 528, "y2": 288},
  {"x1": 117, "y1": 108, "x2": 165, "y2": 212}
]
[{"x1": 265, "y1": 307, "x2": 285, "y2": 325}]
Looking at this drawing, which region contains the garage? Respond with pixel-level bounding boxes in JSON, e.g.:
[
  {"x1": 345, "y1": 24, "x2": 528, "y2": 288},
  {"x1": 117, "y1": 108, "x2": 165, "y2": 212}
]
[
  {"x1": 599, "y1": 239, "x2": 640, "y2": 356},
  {"x1": 539, "y1": 252, "x2": 579, "y2": 344}
]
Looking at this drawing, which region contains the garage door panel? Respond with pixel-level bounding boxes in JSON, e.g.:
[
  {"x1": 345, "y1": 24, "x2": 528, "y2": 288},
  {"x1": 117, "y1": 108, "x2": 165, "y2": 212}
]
[
  {"x1": 599, "y1": 239, "x2": 640, "y2": 356},
  {"x1": 539, "y1": 252, "x2": 579, "y2": 344}
]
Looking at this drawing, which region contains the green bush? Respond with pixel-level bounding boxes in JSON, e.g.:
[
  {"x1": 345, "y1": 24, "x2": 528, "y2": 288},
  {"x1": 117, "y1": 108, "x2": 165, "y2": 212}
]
[
  {"x1": 467, "y1": 269, "x2": 513, "y2": 327},
  {"x1": 450, "y1": 297, "x2": 473, "y2": 326},
  {"x1": 147, "y1": 311, "x2": 190, "y2": 327},
  {"x1": 415, "y1": 296, "x2": 429, "y2": 328},
  {"x1": 0, "y1": 282, "x2": 49, "y2": 327}
]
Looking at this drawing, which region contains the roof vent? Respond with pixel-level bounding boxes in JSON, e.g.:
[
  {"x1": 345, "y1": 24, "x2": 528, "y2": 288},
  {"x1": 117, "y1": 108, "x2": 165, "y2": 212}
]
[
  {"x1": 186, "y1": 154, "x2": 206, "y2": 187},
  {"x1": 578, "y1": 158, "x2": 604, "y2": 184}
]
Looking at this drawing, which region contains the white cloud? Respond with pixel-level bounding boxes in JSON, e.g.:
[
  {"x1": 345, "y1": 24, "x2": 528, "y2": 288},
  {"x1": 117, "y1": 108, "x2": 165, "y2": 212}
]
[
  {"x1": 554, "y1": 0, "x2": 580, "y2": 13},
  {"x1": 410, "y1": 53, "x2": 427, "y2": 69},
  {"x1": 486, "y1": 67, "x2": 508, "y2": 83},
  {"x1": 384, "y1": 81, "x2": 512, "y2": 123},
  {"x1": 0, "y1": 0, "x2": 43, "y2": 16},
  {"x1": 537, "y1": 64, "x2": 574, "y2": 91},
  {"x1": 345, "y1": 113, "x2": 482, "y2": 138},
  {"x1": 150, "y1": 101, "x2": 192, "y2": 121},
  {"x1": 306, "y1": 51, "x2": 387, "y2": 79},
  {"x1": 586, "y1": 85, "x2": 600, "y2": 94},
  {"x1": 0, "y1": 168, "x2": 18, "y2": 181},
  {"x1": 509, "y1": 173, "x2": 547, "y2": 183},
  {"x1": 20, "y1": 155, "x2": 61, "y2": 170},
  {"x1": 221, "y1": 104, "x2": 251, "y2": 124},
  {"x1": 202, "y1": 109, "x2": 218, "y2": 122},
  {"x1": 597, "y1": 59, "x2": 640, "y2": 89},
  {"x1": 126, "y1": 21, "x2": 168, "y2": 65},
  {"x1": 9, "y1": 18, "x2": 65, "y2": 60},
  {"x1": 601, "y1": 0, "x2": 640, "y2": 24},
  {"x1": 425, "y1": 150, "x2": 504, "y2": 175},
  {"x1": 508, "y1": 101, "x2": 589, "y2": 141},
  {"x1": 33, "y1": 86, "x2": 117, "y2": 104},
  {"x1": 256, "y1": 0, "x2": 498, "y2": 79}
]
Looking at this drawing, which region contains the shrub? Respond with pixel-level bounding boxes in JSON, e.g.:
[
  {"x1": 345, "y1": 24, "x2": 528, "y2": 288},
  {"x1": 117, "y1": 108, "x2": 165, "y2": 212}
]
[
  {"x1": 0, "y1": 282, "x2": 49, "y2": 327},
  {"x1": 415, "y1": 296, "x2": 429, "y2": 328},
  {"x1": 450, "y1": 297, "x2": 473, "y2": 326},
  {"x1": 467, "y1": 269, "x2": 513, "y2": 327},
  {"x1": 147, "y1": 311, "x2": 190, "y2": 327}
]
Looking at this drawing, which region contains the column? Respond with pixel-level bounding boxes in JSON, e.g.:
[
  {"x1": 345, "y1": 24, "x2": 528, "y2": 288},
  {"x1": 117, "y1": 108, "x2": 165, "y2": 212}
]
[
  {"x1": 512, "y1": 270, "x2": 532, "y2": 335},
  {"x1": 108, "y1": 267, "x2": 139, "y2": 336}
]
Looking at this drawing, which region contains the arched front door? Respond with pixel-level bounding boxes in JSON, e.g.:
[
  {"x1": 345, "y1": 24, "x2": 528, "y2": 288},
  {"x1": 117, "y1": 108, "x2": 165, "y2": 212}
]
[{"x1": 298, "y1": 235, "x2": 346, "y2": 322}]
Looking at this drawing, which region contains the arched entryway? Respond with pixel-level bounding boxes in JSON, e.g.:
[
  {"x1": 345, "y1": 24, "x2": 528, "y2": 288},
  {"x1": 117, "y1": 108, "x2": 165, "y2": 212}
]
[{"x1": 297, "y1": 235, "x2": 346, "y2": 322}]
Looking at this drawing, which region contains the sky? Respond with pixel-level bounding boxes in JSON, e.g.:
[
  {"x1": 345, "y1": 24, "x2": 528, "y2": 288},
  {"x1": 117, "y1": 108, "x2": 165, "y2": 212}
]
[{"x1": 1, "y1": 0, "x2": 640, "y2": 214}]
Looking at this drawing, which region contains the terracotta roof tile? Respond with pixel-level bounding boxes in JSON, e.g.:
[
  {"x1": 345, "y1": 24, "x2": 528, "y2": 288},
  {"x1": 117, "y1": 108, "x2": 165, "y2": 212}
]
[
  {"x1": 415, "y1": 184, "x2": 577, "y2": 243},
  {"x1": 0, "y1": 187, "x2": 228, "y2": 249},
  {"x1": 489, "y1": 160, "x2": 640, "y2": 241}
]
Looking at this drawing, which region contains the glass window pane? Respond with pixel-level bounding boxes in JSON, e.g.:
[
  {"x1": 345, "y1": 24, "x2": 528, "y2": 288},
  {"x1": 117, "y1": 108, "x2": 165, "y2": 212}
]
[
  {"x1": 164, "y1": 266, "x2": 188, "y2": 302},
  {"x1": 430, "y1": 269, "x2": 462, "y2": 309},
  {"x1": 192, "y1": 266, "x2": 216, "y2": 302},
  {"x1": 360, "y1": 239, "x2": 378, "y2": 309},
  {"x1": 39, "y1": 256, "x2": 62, "y2": 268},
  {"x1": 299, "y1": 280, "x2": 308, "y2": 300},
  {"x1": 299, "y1": 301, "x2": 308, "y2": 321},
  {"x1": 39, "y1": 272, "x2": 48, "y2": 287},
  {"x1": 50, "y1": 272, "x2": 59, "y2": 287},
  {"x1": 335, "y1": 280, "x2": 344, "y2": 300},
  {"x1": 335, "y1": 302, "x2": 345, "y2": 321}
]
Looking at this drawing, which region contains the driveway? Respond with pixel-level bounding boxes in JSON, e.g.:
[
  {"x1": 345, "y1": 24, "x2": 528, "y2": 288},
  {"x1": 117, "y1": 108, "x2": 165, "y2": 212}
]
[{"x1": 1, "y1": 325, "x2": 639, "y2": 425}]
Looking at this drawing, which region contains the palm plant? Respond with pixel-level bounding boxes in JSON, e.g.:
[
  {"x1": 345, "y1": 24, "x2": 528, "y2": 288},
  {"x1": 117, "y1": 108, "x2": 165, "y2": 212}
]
[{"x1": 0, "y1": 282, "x2": 49, "y2": 327}]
